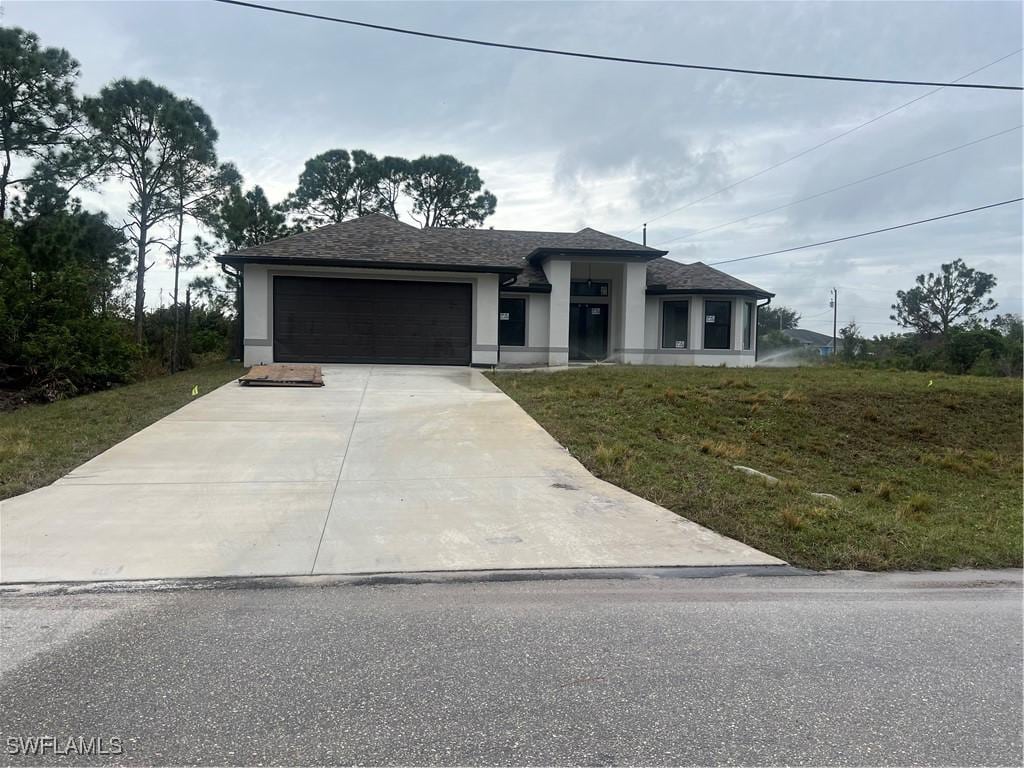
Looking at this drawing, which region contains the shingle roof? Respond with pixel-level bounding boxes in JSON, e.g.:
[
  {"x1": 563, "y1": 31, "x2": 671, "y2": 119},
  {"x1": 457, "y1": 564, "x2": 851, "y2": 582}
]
[
  {"x1": 431, "y1": 227, "x2": 661, "y2": 288},
  {"x1": 216, "y1": 214, "x2": 771, "y2": 296},
  {"x1": 645, "y1": 258, "x2": 773, "y2": 297},
  {"x1": 218, "y1": 214, "x2": 514, "y2": 272},
  {"x1": 783, "y1": 328, "x2": 835, "y2": 346}
]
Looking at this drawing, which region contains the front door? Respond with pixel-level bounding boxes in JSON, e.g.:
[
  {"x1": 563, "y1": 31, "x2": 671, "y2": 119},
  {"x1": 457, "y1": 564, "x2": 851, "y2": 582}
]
[{"x1": 569, "y1": 303, "x2": 609, "y2": 361}]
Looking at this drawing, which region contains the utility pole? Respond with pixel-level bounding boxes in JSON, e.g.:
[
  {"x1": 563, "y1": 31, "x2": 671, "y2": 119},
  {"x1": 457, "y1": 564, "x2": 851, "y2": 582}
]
[
  {"x1": 830, "y1": 287, "x2": 838, "y2": 357},
  {"x1": 642, "y1": 223, "x2": 647, "y2": 246}
]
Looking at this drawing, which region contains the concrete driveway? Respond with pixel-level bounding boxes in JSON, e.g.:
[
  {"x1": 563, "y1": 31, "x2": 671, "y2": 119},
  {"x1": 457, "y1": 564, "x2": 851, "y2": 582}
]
[{"x1": 0, "y1": 365, "x2": 782, "y2": 582}]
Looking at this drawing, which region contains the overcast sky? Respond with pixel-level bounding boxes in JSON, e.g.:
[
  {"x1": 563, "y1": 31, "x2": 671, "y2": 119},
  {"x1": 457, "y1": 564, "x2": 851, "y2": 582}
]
[{"x1": 9, "y1": 0, "x2": 1023, "y2": 333}]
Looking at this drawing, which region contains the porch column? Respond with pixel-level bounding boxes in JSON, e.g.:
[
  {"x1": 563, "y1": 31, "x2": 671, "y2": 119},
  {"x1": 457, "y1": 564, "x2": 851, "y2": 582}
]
[
  {"x1": 620, "y1": 261, "x2": 647, "y2": 364},
  {"x1": 543, "y1": 259, "x2": 570, "y2": 366}
]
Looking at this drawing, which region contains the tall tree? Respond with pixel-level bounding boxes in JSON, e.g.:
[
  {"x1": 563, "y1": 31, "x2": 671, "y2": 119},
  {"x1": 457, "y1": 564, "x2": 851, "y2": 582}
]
[
  {"x1": 891, "y1": 258, "x2": 998, "y2": 339},
  {"x1": 838, "y1": 321, "x2": 865, "y2": 361},
  {"x1": 372, "y1": 155, "x2": 409, "y2": 219},
  {"x1": 191, "y1": 182, "x2": 290, "y2": 344},
  {"x1": 349, "y1": 149, "x2": 381, "y2": 218},
  {"x1": 285, "y1": 149, "x2": 356, "y2": 227},
  {"x1": 210, "y1": 183, "x2": 289, "y2": 250},
  {"x1": 756, "y1": 305, "x2": 801, "y2": 336},
  {"x1": 404, "y1": 154, "x2": 496, "y2": 228},
  {"x1": 82, "y1": 79, "x2": 215, "y2": 343},
  {"x1": 163, "y1": 102, "x2": 233, "y2": 371},
  {"x1": 0, "y1": 27, "x2": 81, "y2": 219}
]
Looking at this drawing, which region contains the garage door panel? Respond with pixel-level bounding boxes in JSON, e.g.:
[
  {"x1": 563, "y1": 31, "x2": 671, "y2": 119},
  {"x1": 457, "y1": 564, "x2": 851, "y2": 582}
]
[{"x1": 273, "y1": 277, "x2": 472, "y2": 365}]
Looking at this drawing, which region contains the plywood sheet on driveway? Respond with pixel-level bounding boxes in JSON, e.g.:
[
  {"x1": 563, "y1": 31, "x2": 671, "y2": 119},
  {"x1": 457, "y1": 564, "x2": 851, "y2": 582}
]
[{"x1": 239, "y1": 364, "x2": 324, "y2": 387}]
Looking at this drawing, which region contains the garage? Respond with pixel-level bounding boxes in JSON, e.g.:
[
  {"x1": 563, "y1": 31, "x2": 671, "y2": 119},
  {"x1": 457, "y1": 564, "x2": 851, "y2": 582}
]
[{"x1": 273, "y1": 276, "x2": 473, "y2": 365}]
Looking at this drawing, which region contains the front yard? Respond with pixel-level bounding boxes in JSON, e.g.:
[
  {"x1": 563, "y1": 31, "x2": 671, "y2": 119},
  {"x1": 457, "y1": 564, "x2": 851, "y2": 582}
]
[
  {"x1": 0, "y1": 362, "x2": 244, "y2": 501},
  {"x1": 489, "y1": 366, "x2": 1023, "y2": 571}
]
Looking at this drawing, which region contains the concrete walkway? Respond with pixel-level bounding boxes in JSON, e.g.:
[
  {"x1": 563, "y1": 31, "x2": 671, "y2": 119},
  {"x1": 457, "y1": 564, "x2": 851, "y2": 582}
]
[{"x1": 0, "y1": 365, "x2": 782, "y2": 582}]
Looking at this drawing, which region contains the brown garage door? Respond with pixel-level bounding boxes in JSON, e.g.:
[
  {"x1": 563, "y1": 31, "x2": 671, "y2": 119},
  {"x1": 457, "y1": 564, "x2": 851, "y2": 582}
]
[{"x1": 273, "y1": 276, "x2": 473, "y2": 365}]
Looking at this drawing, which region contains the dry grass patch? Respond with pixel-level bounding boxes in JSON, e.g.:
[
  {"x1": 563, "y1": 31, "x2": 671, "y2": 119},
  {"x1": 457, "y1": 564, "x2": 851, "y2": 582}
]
[
  {"x1": 906, "y1": 492, "x2": 937, "y2": 515},
  {"x1": 782, "y1": 388, "x2": 808, "y2": 404},
  {"x1": 780, "y1": 508, "x2": 804, "y2": 529},
  {"x1": 698, "y1": 439, "x2": 746, "y2": 460},
  {"x1": 593, "y1": 442, "x2": 632, "y2": 474}
]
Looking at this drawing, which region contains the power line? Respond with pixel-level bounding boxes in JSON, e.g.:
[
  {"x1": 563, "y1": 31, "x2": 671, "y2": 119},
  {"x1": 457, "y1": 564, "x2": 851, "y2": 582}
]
[
  {"x1": 212, "y1": 0, "x2": 1024, "y2": 91},
  {"x1": 656, "y1": 124, "x2": 1022, "y2": 246},
  {"x1": 627, "y1": 48, "x2": 1024, "y2": 235},
  {"x1": 800, "y1": 308, "x2": 835, "y2": 320},
  {"x1": 707, "y1": 197, "x2": 1023, "y2": 266}
]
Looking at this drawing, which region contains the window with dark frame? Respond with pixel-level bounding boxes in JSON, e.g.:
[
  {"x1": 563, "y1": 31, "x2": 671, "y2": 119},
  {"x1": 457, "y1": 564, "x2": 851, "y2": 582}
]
[
  {"x1": 743, "y1": 302, "x2": 754, "y2": 351},
  {"x1": 498, "y1": 297, "x2": 526, "y2": 347},
  {"x1": 703, "y1": 300, "x2": 732, "y2": 350},
  {"x1": 570, "y1": 280, "x2": 609, "y2": 297},
  {"x1": 661, "y1": 300, "x2": 689, "y2": 349}
]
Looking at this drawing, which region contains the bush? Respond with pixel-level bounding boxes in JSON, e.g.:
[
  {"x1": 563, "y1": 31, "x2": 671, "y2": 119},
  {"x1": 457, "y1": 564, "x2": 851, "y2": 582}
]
[
  {"x1": 946, "y1": 327, "x2": 1005, "y2": 375},
  {"x1": 22, "y1": 315, "x2": 139, "y2": 398},
  {"x1": 0, "y1": 211, "x2": 140, "y2": 401},
  {"x1": 142, "y1": 304, "x2": 233, "y2": 372},
  {"x1": 864, "y1": 325, "x2": 1021, "y2": 377}
]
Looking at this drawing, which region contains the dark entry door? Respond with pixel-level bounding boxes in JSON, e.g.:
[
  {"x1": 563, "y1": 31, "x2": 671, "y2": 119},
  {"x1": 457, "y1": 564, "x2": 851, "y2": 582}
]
[
  {"x1": 273, "y1": 276, "x2": 472, "y2": 365},
  {"x1": 569, "y1": 302, "x2": 609, "y2": 361}
]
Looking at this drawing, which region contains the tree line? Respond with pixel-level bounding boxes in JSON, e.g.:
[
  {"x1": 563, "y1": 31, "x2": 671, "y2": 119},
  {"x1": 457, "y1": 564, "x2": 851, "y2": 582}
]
[
  {"x1": 0, "y1": 26, "x2": 497, "y2": 403},
  {"x1": 759, "y1": 259, "x2": 1021, "y2": 377}
]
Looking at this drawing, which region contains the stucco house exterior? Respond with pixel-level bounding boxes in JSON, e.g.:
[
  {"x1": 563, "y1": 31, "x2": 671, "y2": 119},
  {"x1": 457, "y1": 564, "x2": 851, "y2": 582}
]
[{"x1": 215, "y1": 214, "x2": 773, "y2": 368}]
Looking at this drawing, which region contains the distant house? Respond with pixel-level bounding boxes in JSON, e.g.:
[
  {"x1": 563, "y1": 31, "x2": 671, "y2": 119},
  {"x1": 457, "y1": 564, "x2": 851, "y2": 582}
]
[{"x1": 782, "y1": 328, "x2": 839, "y2": 357}]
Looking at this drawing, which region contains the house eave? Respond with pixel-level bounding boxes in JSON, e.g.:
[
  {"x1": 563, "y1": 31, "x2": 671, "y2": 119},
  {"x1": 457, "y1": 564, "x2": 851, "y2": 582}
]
[
  {"x1": 215, "y1": 254, "x2": 521, "y2": 275},
  {"x1": 527, "y1": 247, "x2": 667, "y2": 265}
]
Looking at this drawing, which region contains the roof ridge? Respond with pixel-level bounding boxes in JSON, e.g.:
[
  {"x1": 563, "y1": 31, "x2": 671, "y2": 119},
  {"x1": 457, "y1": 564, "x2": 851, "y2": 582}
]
[
  {"x1": 223, "y1": 213, "x2": 421, "y2": 257},
  {"x1": 431, "y1": 226, "x2": 578, "y2": 236}
]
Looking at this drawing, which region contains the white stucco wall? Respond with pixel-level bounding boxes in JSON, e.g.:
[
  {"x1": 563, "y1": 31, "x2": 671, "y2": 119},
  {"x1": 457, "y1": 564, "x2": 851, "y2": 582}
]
[
  {"x1": 640, "y1": 293, "x2": 759, "y2": 367},
  {"x1": 497, "y1": 291, "x2": 550, "y2": 365},
  {"x1": 241, "y1": 263, "x2": 501, "y2": 366}
]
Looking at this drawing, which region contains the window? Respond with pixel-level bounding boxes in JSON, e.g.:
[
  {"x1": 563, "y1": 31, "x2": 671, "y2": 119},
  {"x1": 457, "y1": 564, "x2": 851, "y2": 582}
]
[
  {"x1": 703, "y1": 300, "x2": 732, "y2": 350},
  {"x1": 570, "y1": 280, "x2": 609, "y2": 297},
  {"x1": 743, "y1": 302, "x2": 755, "y2": 351},
  {"x1": 498, "y1": 297, "x2": 526, "y2": 346},
  {"x1": 661, "y1": 300, "x2": 689, "y2": 349}
]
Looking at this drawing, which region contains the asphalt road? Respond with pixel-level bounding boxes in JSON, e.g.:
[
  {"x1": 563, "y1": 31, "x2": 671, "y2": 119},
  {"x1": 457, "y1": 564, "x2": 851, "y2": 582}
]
[{"x1": 1, "y1": 569, "x2": 1021, "y2": 766}]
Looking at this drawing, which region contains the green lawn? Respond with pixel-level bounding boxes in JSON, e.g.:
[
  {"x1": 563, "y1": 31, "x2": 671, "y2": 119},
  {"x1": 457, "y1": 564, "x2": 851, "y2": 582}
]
[
  {"x1": 489, "y1": 366, "x2": 1023, "y2": 571},
  {"x1": 0, "y1": 362, "x2": 244, "y2": 501}
]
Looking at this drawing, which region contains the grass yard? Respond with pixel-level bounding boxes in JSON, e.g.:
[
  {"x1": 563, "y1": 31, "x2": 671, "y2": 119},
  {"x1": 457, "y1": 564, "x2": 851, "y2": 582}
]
[
  {"x1": 489, "y1": 366, "x2": 1023, "y2": 571},
  {"x1": 0, "y1": 362, "x2": 243, "y2": 501}
]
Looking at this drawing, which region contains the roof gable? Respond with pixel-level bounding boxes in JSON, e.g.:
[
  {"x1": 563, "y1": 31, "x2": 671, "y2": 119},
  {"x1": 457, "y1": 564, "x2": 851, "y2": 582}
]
[{"x1": 645, "y1": 258, "x2": 773, "y2": 297}]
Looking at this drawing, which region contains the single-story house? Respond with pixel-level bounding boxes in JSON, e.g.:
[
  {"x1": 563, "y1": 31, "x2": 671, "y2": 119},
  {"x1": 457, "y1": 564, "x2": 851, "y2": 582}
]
[
  {"x1": 781, "y1": 328, "x2": 839, "y2": 357},
  {"x1": 215, "y1": 214, "x2": 773, "y2": 368}
]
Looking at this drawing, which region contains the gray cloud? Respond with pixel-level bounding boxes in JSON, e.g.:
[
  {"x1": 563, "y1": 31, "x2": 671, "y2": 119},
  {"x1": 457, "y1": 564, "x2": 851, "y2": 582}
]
[{"x1": 6, "y1": 0, "x2": 1021, "y2": 331}]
